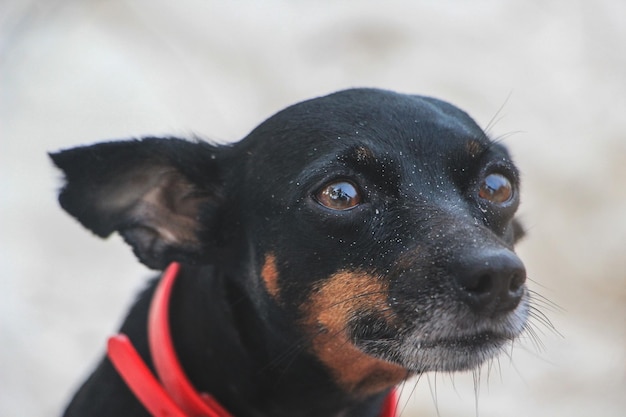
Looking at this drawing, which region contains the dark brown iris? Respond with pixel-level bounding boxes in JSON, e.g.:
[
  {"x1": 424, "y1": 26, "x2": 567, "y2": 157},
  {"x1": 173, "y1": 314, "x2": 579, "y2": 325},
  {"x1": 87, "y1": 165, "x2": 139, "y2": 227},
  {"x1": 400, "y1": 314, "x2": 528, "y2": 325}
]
[
  {"x1": 478, "y1": 173, "x2": 513, "y2": 204},
  {"x1": 316, "y1": 181, "x2": 362, "y2": 210}
]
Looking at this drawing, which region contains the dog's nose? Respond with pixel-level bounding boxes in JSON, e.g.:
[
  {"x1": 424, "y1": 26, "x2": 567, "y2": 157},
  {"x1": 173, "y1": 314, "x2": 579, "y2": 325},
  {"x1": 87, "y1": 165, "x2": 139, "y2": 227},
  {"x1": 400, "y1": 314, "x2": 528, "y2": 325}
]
[{"x1": 454, "y1": 249, "x2": 526, "y2": 314}]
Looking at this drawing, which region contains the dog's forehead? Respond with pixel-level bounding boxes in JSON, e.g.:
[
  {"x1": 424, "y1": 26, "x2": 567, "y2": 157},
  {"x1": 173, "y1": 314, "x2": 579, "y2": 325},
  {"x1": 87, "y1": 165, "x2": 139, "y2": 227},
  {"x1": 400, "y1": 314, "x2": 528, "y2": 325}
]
[
  {"x1": 238, "y1": 89, "x2": 491, "y2": 182},
  {"x1": 242, "y1": 89, "x2": 488, "y2": 162}
]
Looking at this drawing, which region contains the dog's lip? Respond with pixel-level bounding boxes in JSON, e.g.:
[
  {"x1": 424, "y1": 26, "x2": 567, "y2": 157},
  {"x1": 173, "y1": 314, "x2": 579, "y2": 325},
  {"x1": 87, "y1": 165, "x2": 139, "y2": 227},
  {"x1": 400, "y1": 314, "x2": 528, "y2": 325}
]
[
  {"x1": 356, "y1": 329, "x2": 515, "y2": 351},
  {"x1": 355, "y1": 330, "x2": 514, "y2": 372},
  {"x1": 408, "y1": 330, "x2": 520, "y2": 372},
  {"x1": 413, "y1": 330, "x2": 511, "y2": 350}
]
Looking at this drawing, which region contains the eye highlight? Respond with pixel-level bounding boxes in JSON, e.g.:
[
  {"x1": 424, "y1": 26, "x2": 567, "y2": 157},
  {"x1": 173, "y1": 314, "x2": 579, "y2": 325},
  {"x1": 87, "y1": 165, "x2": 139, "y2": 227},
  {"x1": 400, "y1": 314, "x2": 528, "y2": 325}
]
[
  {"x1": 315, "y1": 180, "x2": 362, "y2": 210},
  {"x1": 478, "y1": 173, "x2": 513, "y2": 204}
]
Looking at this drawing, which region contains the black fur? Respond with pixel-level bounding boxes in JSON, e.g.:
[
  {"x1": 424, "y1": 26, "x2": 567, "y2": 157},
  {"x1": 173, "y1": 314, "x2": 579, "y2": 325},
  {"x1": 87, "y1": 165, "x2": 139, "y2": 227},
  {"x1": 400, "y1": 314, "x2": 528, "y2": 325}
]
[{"x1": 52, "y1": 88, "x2": 528, "y2": 417}]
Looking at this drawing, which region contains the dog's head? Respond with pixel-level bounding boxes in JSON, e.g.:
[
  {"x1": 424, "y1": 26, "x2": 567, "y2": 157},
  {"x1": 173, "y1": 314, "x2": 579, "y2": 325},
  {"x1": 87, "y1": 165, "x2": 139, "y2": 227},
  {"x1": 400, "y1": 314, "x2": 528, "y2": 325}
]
[{"x1": 52, "y1": 88, "x2": 528, "y2": 396}]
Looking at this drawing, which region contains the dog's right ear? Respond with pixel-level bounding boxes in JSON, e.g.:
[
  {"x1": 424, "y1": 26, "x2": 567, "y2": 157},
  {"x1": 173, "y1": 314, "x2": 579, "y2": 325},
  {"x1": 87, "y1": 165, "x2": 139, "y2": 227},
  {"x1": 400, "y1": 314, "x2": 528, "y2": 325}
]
[{"x1": 50, "y1": 137, "x2": 229, "y2": 270}]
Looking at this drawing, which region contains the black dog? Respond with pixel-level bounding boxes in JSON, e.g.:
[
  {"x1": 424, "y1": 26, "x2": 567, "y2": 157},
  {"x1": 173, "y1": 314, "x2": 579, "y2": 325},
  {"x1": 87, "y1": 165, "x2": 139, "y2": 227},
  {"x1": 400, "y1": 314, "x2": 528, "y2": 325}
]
[{"x1": 52, "y1": 88, "x2": 528, "y2": 417}]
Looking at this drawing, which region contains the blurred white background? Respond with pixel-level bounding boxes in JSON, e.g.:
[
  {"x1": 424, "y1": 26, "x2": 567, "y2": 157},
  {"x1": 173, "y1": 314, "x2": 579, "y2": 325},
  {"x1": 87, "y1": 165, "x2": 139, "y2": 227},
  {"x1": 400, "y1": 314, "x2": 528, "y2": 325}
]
[{"x1": 1, "y1": 0, "x2": 624, "y2": 416}]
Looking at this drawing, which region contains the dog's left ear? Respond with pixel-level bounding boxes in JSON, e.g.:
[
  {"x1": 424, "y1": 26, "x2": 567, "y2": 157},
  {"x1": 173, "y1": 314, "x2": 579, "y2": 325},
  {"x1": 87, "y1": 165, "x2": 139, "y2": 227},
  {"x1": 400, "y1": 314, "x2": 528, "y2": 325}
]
[{"x1": 50, "y1": 137, "x2": 228, "y2": 270}]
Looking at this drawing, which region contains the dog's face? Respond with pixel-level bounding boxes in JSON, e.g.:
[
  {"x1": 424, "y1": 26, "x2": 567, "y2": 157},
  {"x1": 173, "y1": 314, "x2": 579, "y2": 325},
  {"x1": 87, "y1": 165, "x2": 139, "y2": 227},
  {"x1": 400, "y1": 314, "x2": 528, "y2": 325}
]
[
  {"x1": 52, "y1": 88, "x2": 528, "y2": 397},
  {"x1": 234, "y1": 90, "x2": 528, "y2": 393}
]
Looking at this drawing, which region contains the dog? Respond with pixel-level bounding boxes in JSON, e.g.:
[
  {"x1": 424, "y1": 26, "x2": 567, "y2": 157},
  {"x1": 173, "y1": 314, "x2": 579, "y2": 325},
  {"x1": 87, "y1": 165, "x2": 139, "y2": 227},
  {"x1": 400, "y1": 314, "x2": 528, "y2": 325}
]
[{"x1": 51, "y1": 88, "x2": 529, "y2": 417}]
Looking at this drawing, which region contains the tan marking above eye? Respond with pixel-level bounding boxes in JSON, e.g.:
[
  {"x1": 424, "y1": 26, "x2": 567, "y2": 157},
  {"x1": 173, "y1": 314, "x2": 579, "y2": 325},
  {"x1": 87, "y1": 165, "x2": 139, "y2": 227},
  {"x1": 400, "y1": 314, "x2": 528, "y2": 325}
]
[
  {"x1": 261, "y1": 254, "x2": 280, "y2": 300},
  {"x1": 478, "y1": 173, "x2": 513, "y2": 204},
  {"x1": 300, "y1": 271, "x2": 408, "y2": 396},
  {"x1": 353, "y1": 146, "x2": 376, "y2": 163},
  {"x1": 466, "y1": 139, "x2": 484, "y2": 158},
  {"x1": 315, "y1": 181, "x2": 362, "y2": 210}
]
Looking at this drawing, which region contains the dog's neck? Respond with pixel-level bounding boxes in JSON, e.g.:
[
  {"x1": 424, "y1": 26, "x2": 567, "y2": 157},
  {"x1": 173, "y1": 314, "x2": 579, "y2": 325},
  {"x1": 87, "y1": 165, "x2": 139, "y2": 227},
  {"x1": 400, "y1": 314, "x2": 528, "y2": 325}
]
[{"x1": 164, "y1": 264, "x2": 393, "y2": 417}]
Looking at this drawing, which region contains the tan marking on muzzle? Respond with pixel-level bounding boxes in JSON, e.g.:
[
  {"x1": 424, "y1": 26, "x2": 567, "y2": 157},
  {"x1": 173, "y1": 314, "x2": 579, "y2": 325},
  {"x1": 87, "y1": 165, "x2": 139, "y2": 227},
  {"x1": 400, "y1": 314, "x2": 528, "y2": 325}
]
[{"x1": 302, "y1": 271, "x2": 408, "y2": 396}]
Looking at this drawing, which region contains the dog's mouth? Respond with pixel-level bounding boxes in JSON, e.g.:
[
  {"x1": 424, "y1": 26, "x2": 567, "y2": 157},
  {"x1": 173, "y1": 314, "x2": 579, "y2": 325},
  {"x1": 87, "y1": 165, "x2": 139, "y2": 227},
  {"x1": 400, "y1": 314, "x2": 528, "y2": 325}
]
[
  {"x1": 356, "y1": 329, "x2": 518, "y2": 373},
  {"x1": 415, "y1": 330, "x2": 506, "y2": 350},
  {"x1": 353, "y1": 300, "x2": 529, "y2": 373}
]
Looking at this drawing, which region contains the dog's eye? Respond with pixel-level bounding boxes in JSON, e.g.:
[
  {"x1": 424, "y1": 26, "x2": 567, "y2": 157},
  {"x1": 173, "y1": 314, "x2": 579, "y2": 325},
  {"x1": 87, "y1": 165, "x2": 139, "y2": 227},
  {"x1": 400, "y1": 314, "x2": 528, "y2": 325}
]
[
  {"x1": 315, "y1": 181, "x2": 362, "y2": 210},
  {"x1": 478, "y1": 173, "x2": 513, "y2": 204}
]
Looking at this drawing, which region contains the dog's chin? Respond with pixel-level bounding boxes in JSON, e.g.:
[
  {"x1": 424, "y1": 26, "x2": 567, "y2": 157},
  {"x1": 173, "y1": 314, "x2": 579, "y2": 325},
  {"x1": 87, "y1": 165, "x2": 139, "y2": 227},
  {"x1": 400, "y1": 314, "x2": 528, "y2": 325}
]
[
  {"x1": 355, "y1": 305, "x2": 529, "y2": 373},
  {"x1": 358, "y1": 330, "x2": 516, "y2": 373},
  {"x1": 403, "y1": 330, "x2": 516, "y2": 372}
]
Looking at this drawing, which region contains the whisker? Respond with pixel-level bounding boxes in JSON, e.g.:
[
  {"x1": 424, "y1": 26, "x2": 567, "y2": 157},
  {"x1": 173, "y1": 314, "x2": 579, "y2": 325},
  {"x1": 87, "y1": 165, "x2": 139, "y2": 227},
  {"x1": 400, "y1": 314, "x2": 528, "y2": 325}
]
[
  {"x1": 528, "y1": 288, "x2": 563, "y2": 312},
  {"x1": 495, "y1": 354, "x2": 504, "y2": 384},
  {"x1": 426, "y1": 372, "x2": 441, "y2": 417},
  {"x1": 484, "y1": 92, "x2": 512, "y2": 135},
  {"x1": 490, "y1": 130, "x2": 524, "y2": 144},
  {"x1": 521, "y1": 322, "x2": 546, "y2": 352},
  {"x1": 527, "y1": 303, "x2": 562, "y2": 338},
  {"x1": 526, "y1": 276, "x2": 556, "y2": 291},
  {"x1": 484, "y1": 355, "x2": 495, "y2": 388},
  {"x1": 395, "y1": 379, "x2": 408, "y2": 417},
  {"x1": 472, "y1": 368, "x2": 481, "y2": 417},
  {"x1": 528, "y1": 309, "x2": 560, "y2": 336},
  {"x1": 398, "y1": 374, "x2": 421, "y2": 417},
  {"x1": 528, "y1": 296, "x2": 561, "y2": 315},
  {"x1": 448, "y1": 371, "x2": 460, "y2": 397}
]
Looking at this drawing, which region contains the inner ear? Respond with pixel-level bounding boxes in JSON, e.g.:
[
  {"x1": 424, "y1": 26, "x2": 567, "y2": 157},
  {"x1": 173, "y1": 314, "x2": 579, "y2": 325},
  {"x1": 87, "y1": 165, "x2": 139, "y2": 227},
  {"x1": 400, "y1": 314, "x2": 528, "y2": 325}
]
[{"x1": 118, "y1": 168, "x2": 214, "y2": 269}]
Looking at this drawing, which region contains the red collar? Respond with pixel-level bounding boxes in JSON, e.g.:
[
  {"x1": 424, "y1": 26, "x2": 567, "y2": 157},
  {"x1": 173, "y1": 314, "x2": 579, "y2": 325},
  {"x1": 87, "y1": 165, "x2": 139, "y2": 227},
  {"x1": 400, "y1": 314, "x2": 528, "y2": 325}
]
[{"x1": 107, "y1": 262, "x2": 398, "y2": 417}]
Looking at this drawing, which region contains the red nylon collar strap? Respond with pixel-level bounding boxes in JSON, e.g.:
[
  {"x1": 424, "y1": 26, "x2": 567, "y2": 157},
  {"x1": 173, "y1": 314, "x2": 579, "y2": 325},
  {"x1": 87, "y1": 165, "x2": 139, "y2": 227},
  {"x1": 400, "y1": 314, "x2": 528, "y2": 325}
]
[
  {"x1": 108, "y1": 263, "x2": 231, "y2": 417},
  {"x1": 107, "y1": 262, "x2": 398, "y2": 417}
]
